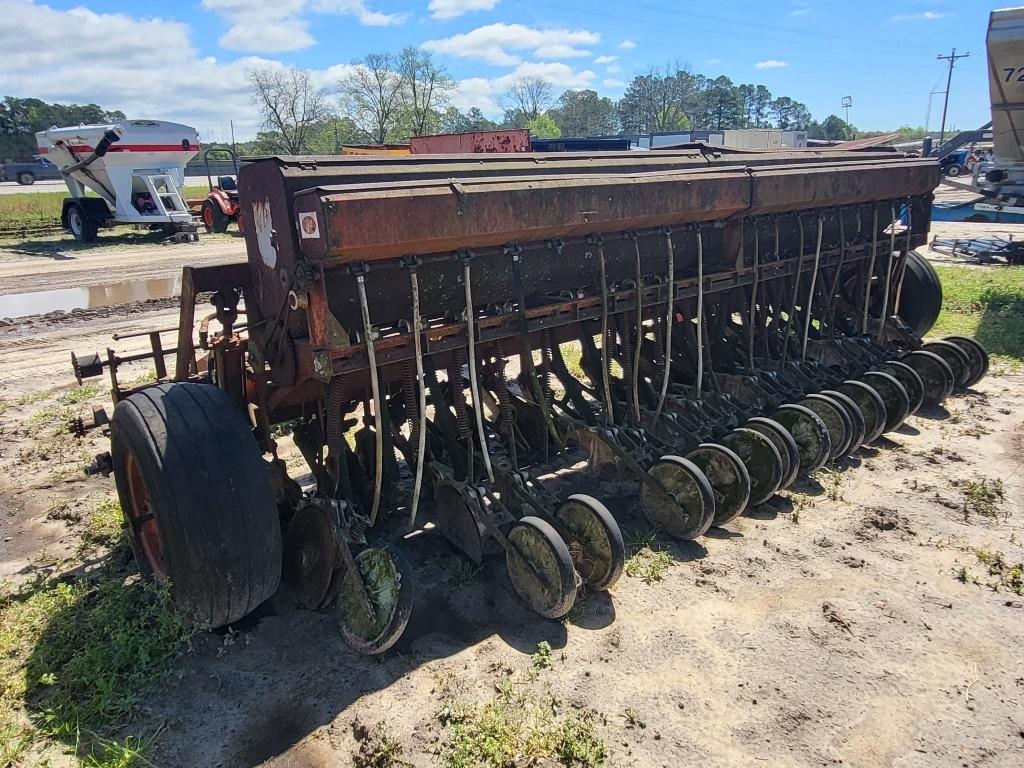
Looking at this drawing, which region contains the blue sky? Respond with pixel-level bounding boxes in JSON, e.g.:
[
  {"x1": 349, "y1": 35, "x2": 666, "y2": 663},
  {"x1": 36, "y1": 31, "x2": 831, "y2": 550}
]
[{"x1": 0, "y1": 0, "x2": 1000, "y2": 139}]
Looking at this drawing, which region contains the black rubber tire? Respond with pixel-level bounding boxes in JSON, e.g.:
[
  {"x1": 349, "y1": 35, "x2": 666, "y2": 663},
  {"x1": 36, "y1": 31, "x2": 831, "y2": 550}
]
[
  {"x1": 770, "y1": 404, "x2": 832, "y2": 475},
  {"x1": 745, "y1": 416, "x2": 800, "y2": 490},
  {"x1": 719, "y1": 427, "x2": 784, "y2": 506},
  {"x1": 836, "y1": 380, "x2": 888, "y2": 443},
  {"x1": 553, "y1": 494, "x2": 626, "y2": 591},
  {"x1": 202, "y1": 200, "x2": 229, "y2": 234},
  {"x1": 66, "y1": 202, "x2": 98, "y2": 243},
  {"x1": 861, "y1": 371, "x2": 911, "y2": 433},
  {"x1": 874, "y1": 361, "x2": 925, "y2": 415},
  {"x1": 902, "y1": 349, "x2": 955, "y2": 405},
  {"x1": 819, "y1": 389, "x2": 867, "y2": 452},
  {"x1": 506, "y1": 516, "x2": 578, "y2": 619},
  {"x1": 922, "y1": 340, "x2": 971, "y2": 389},
  {"x1": 336, "y1": 544, "x2": 414, "y2": 655},
  {"x1": 17, "y1": 171, "x2": 35, "y2": 185},
  {"x1": 897, "y1": 251, "x2": 942, "y2": 337},
  {"x1": 943, "y1": 336, "x2": 989, "y2": 387},
  {"x1": 110, "y1": 383, "x2": 282, "y2": 628},
  {"x1": 686, "y1": 443, "x2": 751, "y2": 527},
  {"x1": 800, "y1": 394, "x2": 853, "y2": 459}
]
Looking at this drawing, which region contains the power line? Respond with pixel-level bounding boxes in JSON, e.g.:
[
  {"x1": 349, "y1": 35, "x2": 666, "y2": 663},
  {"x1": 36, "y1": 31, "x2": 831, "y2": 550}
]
[{"x1": 936, "y1": 47, "x2": 969, "y2": 146}]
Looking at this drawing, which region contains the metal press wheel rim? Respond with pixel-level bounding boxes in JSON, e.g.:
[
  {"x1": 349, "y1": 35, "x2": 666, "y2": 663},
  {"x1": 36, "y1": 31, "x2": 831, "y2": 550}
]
[
  {"x1": 554, "y1": 494, "x2": 624, "y2": 591},
  {"x1": 720, "y1": 427, "x2": 785, "y2": 506},
  {"x1": 874, "y1": 361, "x2": 925, "y2": 415},
  {"x1": 641, "y1": 455, "x2": 715, "y2": 540},
  {"x1": 921, "y1": 341, "x2": 970, "y2": 389},
  {"x1": 902, "y1": 350, "x2": 955, "y2": 405},
  {"x1": 861, "y1": 371, "x2": 910, "y2": 433},
  {"x1": 799, "y1": 394, "x2": 852, "y2": 459},
  {"x1": 770, "y1": 404, "x2": 832, "y2": 475},
  {"x1": 836, "y1": 380, "x2": 887, "y2": 443},
  {"x1": 337, "y1": 547, "x2": 403, "y2": 644},
  {"x1": 942, "y1": 336, "x2": 989, "y2": 387},
  {"x1": 686, "y1": 443, "x2": 751, "y2": 526},
  {"x1": 505, "y1": 517, "x2": 577, "y2": 619},
  {"x1": 123, "y1": 450, "x2": 168, "y2": 580},
  {"x1": 820, "y1": 389, "x2": 867, "y2": 452},
  {"x1": 745, "y1": 416, "x2": 800, "y2": 490}
]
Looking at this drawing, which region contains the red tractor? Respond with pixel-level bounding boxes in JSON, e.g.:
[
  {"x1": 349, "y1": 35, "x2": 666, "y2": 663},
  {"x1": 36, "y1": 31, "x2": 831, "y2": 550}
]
[{"x1": 199, "y1": 148, "x2": 242, "y2": 233}]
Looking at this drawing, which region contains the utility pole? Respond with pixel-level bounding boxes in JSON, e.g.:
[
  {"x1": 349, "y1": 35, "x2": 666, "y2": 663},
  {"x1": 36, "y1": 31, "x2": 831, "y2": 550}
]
[
  {"x1": 937, "y1": 48, "x2": 970, "y2": 146},
  {"x1": 842, "y1": 96, "x2": 852, "y2": 126}
]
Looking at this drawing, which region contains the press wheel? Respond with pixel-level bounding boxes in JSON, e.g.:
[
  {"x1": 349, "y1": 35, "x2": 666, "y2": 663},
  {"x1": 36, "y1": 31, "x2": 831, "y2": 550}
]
[
  {"x1": 284, "y1": 504, "x2": 337, "y2": 610},
  {"x1": 861, "y1": 371, "x2": 910, "y2": 433},
  {"x1": 820, "y1": 389, "x2": 867, "y2": 452},
  {"x1": 902, "y1": 350, "x2": 954, "y2": 406},
  {"x1": 874, "y1": 361, "x2": 925, "y2": 415},
  {"x1": 745, "y1": 416, "x2": 800, "y2": 490},
  {"x1": 686, "y1": 443, "x2": 751, "y2": 526},
  {"x1": 720, "y1": 427, "x2": 785, "y2": 506},
  {"x1": 506, "y1": 516, "x2": 578, "y2": 619},
  {"x1": 435, "y1": 480, "x2": 485, "y2": 565},
  {"x1": 640, "y1": 455, "x2": 716, "y2": 540},
  {"x1": 336, "y1": 545, "x2": 414, "y2": 655},
  {"x1": 836, "y1": 380, "x2": 888, "y2": 443},
  {"x1": 799, "y1": 394, "x2": 852, "y2": 459},
  {"x1": 554, "y1": 494, "x2": 626, "y2": 591},
  {"x1": 769, "y1": 404, "x2": 831, "y2": 475},
  {"x1": 921, "y1": 341, "x2": 970, "y2": 389},
  {"x1": 943, "y1": 336, "x2": 989, "y2": 387}
]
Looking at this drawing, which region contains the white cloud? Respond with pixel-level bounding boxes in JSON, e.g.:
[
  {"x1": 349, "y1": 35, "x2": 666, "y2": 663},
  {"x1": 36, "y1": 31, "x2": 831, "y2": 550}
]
[
  {"x1": 891, "y1": 10, "x2": 946, "y2": 21},
  {"x1": 428, "y1": 0, "x2": 499, "y2": 20},
  {"x1": 603, "y1": 78, "x2": 625, "y2": 88},
  {"x1": 423, "y1": 23, "x2": 600, "y2": 66},
  {"x1": 492, "y1": 62, "x2": 596, "y2": 90},
  {"x1": 605, "y1": 63, "x2": 622, "y2": 73},
  {"x1": 202, "y1": 0, "x2": 404, "y2": 52},
  {"x1": 451, "y1": 77, "x2": 499, "y2": 114},
  {"x1": 594, "y1": 55, "x2": 618, "y2": 64},
  {"x1": 755, "y1": 59, "x2": 789, "y2": 69},
  {"x1": 618, "y1": 39, "x2": 636, "y2": 49}
]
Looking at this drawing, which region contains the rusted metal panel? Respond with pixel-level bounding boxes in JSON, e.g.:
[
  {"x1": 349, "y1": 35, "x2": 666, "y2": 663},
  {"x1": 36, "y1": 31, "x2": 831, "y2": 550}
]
[{"x1": 410, "y1": 130, "x2": 531, "y2": 154}]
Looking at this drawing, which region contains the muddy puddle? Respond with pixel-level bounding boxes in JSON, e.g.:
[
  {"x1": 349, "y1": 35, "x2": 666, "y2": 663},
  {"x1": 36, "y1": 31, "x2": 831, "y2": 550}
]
[{"x1": 0, "y1": 276, "x2": 181, "y2": 319}]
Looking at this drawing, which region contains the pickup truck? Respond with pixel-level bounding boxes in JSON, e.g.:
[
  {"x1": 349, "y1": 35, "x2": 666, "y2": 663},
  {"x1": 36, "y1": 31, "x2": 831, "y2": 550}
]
[{"x1": 0, "y1": 156, "x2": 62, "y2": 185}]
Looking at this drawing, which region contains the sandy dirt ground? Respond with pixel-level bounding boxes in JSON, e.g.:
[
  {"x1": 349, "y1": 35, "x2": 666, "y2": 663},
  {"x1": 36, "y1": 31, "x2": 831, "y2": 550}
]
[{"x1": 1, "y1": 218, "x2": 1022, "y2": 767}]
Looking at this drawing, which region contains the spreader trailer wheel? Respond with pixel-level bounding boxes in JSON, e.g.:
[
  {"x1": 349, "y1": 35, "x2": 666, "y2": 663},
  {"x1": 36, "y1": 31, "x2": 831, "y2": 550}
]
[
  {"x1": 719, "y1": 427, "x2": 785, "y2": 506},
  {"x1": 505, "y1": 516, "x2": 578, "y2": 619},
  {"x1": 745, "y1": 417, "x2": 801, "y2": 491},
  {"x1": 770, "y1": 404, "x2": 832, "y2": 475},
  {"x1": 685, "y1": 443, "x2": 752, "y2": 527},
  {"x1": 553, "y1": 494, "x2": 626, "y2": 591},
  {"x1": 110, "y1": 383, "x2": 281, "y2": 628},
  {"x1": 640, "y1": 454, "x2": 716, "y2": 540}
]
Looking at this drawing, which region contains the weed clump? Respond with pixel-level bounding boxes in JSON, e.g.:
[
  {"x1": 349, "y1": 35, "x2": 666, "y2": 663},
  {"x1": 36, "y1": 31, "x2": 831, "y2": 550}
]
[
  {"x1": 624, "y1": 531, "x2": 672, "y2": 584},
  {"x1": 963, "y1": 478, "x2": 1006, "y2": 520}
]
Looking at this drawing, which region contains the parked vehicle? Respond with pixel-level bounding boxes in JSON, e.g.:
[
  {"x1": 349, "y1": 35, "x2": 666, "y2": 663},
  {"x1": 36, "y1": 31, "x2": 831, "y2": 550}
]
[
  {"x1": 940, "y1": 149, "x2": 970, "y2": 177},
  {"x1": 195, "y1": 148, "x2": 242, "y2": 233},
  {"x1": 0, "y1": 155, "x2": 62, "y2": 185}
]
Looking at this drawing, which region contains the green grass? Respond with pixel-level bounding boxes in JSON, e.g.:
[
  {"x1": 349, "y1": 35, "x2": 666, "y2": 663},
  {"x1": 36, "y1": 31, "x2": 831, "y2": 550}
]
[
  {"x1": 436, "y1": 669, "x2": 606, "y2": 768},
  {"x1": 932, "y1": 265, "x2": 1024, "y2": 368},
  {"x1": 963, "y1": 478, "x2": 1006, "y2": 520},
  {"x1": 0, "y1": 497, "x2": 191, "y2": 767},
  {"x1": 624, "y1": 532, "x2": 672, "y2": 585}
]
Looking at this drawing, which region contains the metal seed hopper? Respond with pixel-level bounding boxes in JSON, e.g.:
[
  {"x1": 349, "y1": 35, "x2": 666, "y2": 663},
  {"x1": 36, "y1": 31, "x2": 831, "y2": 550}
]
[{"x1": 71, "y1": 146, "x2": 988, "y2": 654}]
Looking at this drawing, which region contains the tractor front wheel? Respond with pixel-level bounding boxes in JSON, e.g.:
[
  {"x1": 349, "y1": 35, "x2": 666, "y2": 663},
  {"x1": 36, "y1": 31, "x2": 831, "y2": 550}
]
[
  {"x1": 202, "y1": 199, "x2": 229, "y2": 234},
  {"x1": 110, "y1": 382, "x2": 282, "y2": 628}
]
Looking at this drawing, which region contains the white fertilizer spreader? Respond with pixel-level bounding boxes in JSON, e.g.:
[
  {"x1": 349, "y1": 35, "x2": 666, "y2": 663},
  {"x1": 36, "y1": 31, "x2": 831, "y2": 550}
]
[{"x1": 37, "y1": 120, "x2": 200, "y2": 242}]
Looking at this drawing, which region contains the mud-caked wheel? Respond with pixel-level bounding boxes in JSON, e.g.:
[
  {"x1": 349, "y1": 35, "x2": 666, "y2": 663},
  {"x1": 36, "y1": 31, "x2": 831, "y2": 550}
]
[
  {"x1": 799, "y1": 394, "x2": 852, "y2": 459},
  {"x1": 902, "y1": 350, "x2": 954, "y2": 406},
  {"x1": 873, "y1": 361, "x2": 925, "y2": 415},
  {"x1": 719, "y1": 427, "x2": 784, "y2": 506},
  {"x1": 640, "y1": 455, "x2": 715, "y2": 540},
  {"x1": 554, "y1": 494, "x2": 625, "y2": 591},
  {"x1": 506, "y1": 516, "x2": 578, "y2": 619},
  {"x1": 861, "y1": 371, "x2": 910, "y2": 433},
  {"x1": 943, "y1": 336, "x2": 989, "y2": 387},
  {"x1": 745, "y1": 417, "x2": 800, "y2": 490},
  {"x1": 686, "y1": 443, "x2": 751, "y2": 526},
  {"x1": 819, "y1": 390, "x2": 867, "y2": 453},
  {"x1": 770, "y1": 404, "x2": 831, "y2": 475},
  {"x1": 835, "y1": 380, "x2": 888, "y2": 443},
  {"x1": 336, "y1": 545, "x2": 414, "y2": 655},
  {"x1": 110, "y1": 383, "x2": 282, "y2": 628}
]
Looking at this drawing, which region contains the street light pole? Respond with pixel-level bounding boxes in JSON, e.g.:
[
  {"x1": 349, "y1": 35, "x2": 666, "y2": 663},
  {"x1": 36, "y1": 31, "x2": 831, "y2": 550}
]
[{"x1": 936, "y1": 48, "x2": 970, "y2": 146}]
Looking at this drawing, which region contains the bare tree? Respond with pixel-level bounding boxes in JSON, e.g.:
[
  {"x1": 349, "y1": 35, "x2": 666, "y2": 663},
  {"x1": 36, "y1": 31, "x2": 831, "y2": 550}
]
[
  {"x1": 398, "y1": 47, "x2": 455, "y2": 137},
  {"x1": 249, "y1": 66, "x2": 331, "y2": 154},
  {"x1": 500, "y1": 77, "x2": 554, "y2": 127},
  {"x1": 338, "y1": 53, "x2": 407, "y2": 144}
]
